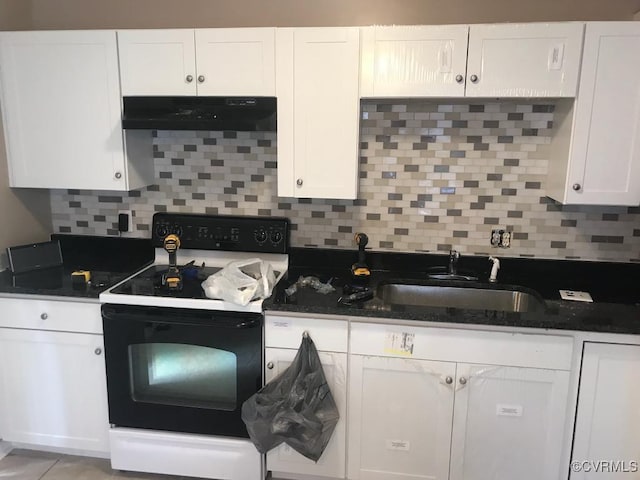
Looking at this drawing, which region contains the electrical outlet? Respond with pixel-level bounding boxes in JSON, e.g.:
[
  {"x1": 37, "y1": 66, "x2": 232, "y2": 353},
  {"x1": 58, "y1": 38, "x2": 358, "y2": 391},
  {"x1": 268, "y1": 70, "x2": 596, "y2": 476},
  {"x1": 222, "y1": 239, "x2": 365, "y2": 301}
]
[
  {"x1": 490, "y1": 229, "x2": 512, "y2": 248},
  {"x1": 490, "y1": 229, "x2": 502, "y2": 247},
  {"x1": 118, "y1": 210, "x2": 133, "y2": 234}
]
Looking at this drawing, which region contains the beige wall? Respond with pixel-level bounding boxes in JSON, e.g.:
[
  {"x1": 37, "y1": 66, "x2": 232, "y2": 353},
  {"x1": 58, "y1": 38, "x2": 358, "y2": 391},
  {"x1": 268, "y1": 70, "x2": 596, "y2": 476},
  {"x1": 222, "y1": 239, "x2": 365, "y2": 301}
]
[
  {"x1": 635, "y1": 10, "x2": 640, "y2": 19},
  {"x1": 0, "y1": 0, "x2": 52, "y2": 269},
  {"x1": 27, "y1": 0, "x2": 640, "y2": 29}
]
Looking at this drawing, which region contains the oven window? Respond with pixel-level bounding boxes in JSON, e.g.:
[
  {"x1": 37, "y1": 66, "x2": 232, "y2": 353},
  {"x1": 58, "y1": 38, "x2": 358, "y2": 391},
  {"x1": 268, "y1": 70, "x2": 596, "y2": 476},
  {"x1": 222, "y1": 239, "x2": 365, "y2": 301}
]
[{"x1": 128, "y1": 343, "x2": 237, "y2": 410}]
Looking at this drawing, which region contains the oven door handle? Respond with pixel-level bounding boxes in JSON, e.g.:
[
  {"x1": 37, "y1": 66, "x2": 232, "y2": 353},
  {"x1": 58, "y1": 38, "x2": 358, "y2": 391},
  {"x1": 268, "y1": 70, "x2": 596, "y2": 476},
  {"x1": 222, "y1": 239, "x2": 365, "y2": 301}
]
[{"x1": 102, "y1": 305, "x2": 261, "y2": 329}]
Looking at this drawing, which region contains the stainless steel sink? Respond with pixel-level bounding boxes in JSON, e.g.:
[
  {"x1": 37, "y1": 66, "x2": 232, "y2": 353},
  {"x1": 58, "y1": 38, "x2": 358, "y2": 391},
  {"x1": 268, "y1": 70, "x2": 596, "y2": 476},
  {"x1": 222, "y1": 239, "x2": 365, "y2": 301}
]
[{"x1": 377, "y1": 283, "x2": 546, "y2": 313}]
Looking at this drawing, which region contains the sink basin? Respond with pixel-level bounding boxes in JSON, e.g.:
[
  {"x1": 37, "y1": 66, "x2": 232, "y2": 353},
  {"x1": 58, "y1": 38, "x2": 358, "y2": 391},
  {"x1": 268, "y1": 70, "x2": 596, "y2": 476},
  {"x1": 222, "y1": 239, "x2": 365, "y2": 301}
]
[{"x1": 377, "y1": 282, "x2": 546, "y2": 313}]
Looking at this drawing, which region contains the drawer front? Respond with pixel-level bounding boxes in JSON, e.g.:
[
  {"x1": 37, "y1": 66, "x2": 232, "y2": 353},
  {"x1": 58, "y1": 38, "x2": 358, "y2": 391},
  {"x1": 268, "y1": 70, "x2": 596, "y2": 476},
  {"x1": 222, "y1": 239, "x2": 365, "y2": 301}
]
[
  {"x1": 350, "y1": 322, "x2": 574, "y2": 371},
  {"x1": 265, "y1": 314, "x2": 348, "y2": 353},
  {"x1": 0, "y1": 297, "x2": 102, "y2": 334}
]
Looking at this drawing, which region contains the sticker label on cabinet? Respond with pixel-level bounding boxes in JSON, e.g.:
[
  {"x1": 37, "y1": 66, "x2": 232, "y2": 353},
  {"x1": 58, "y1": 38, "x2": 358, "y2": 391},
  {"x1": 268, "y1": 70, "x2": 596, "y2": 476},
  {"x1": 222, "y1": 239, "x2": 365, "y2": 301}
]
[
  {"x1": 386, "y1": 439, "x2": 410, "y2": 451},
  {"x1": 272, "y1": 320, "x2": 290, "y2": 328},
  {"x1": 496, "y1": 404, "x2": 523, "y2": 417},
  {"x1": 384, "y1": 332, "x2": 415, "y2": 356}
]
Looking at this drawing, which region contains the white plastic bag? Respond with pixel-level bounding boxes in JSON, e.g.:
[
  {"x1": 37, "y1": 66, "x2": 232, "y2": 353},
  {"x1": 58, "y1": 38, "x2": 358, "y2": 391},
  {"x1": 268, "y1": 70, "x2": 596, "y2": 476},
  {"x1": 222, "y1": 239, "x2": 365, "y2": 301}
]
[{"x1": 201, "y1": 258, "x2": 276, "y2": 306}]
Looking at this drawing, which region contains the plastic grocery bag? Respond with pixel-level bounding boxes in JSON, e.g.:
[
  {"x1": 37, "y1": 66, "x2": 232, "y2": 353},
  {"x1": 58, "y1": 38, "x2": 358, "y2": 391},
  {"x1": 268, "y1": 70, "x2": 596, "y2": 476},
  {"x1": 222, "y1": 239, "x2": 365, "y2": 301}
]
[
  {"x1": 241, "y1": 333, "x2": 340, "y2": 462},
  {"x1": 201, "y1": 258, "x2": 276, "y2": 306}
]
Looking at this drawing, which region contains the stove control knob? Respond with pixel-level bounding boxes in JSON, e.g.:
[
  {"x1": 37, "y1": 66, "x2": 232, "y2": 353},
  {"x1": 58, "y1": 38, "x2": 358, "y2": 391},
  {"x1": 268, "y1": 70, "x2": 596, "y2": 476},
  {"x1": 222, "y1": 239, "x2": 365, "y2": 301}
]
[
  {"x1": 255, "y1": 228, "x2": 267, "y2": 244},
  {"x1": 156, "y1": 225, "x2": 168, "y2": 238},
  {"x1": 173, "y1": 225, "x2": 183, "y2": 237},
  {"x1": 270, "y1": 230, "x2": 283, "y2": 244}
]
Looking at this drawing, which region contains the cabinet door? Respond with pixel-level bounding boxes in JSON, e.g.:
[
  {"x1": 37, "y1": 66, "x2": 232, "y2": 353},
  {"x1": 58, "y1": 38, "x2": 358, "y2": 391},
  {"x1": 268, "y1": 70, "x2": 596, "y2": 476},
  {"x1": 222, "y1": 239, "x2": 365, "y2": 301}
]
[
  {"x1": 195, "y1": 28, "x2": 275, "y2": 96},
  {"x1": 348, "y1": 355, "x2": 456, "y2": 480},
  {"x1": 572, "y1": 343, "x2": 640, "y2": 480},
  {"x1": 0, "y1": 328, "x2": 109, "y2": 453},
  {"x1": 0, "y1": 31, "x2": 126, "y2": 190},
  {"x1": 265, "y1": 348, "x2": 347, "y2": 478},
  {"x1": 466, "y1": 23, "x2": 583, "y2": 97},
  {"x1": 276, "y1": 28, "x2": 360, "y2": 200},
  {"x1": 565, "y1": 22, "x2": 640, "y2": 206},
  {"x1": 360, "y1": 25, "x2": 468, "y2": 97},
  {"x1": 117, "y1": 29, "x2": 197, "y2": 96},
  {"x1": 450, "y1": 363, "x2": 570, "y2": 480}
]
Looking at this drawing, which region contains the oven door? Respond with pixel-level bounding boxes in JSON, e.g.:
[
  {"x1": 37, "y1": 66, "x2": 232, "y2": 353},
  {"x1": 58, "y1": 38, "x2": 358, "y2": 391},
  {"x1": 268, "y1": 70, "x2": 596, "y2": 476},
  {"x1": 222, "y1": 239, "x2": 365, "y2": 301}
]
[{"x1": 101, "y1": 303, "x2": 262, "y2": 438}]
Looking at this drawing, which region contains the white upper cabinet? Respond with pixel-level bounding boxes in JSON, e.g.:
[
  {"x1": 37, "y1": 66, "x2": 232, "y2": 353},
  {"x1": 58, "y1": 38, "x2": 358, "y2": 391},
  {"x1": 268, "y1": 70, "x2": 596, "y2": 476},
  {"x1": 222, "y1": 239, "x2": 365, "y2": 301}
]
[
  {"x1": 360, "y1": 25, "x2": 469, "y2": 97},
  {"x1": 276, "y1": 28, "x2": 360, "y2": 200},
  {"x1": 117, "y1": 28, "x2": 275, "y2": 96},
  {"x1": 466, "y1": 23, "x2": 584, "y2": 97},
  {"x1": 361, "y1": 23, "x2": 583, "y2": 99},
  {"x1": 0, "y1": 30, "x2": 153, "y2": 191},
  {"x1": 118, "y1": 29, "x2": 197, "y2": 96},
  {"x1": 560, "y1": 22, "x2": 640, "y2": 205}
]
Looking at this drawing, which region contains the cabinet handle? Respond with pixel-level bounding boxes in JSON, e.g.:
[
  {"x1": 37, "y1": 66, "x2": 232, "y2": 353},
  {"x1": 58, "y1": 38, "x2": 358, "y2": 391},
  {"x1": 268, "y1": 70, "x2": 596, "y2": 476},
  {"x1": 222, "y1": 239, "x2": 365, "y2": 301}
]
[
  {"x1": 186, "y1": 75, "x2": 194, "y2": 83},
  {"x1": 197, "y1": 75, "x2": 205, "y2": 83},
  {"x1": 267, "y1": 362, "x2": 274, "y2": 370},
  {"x1": 445, "y1": 376, "x2": 453, "y2": 384},
  {"x1": 114, "y1": 171, "x2": 122, "y2": 180},
  {"x1": 572, "y1": 183, "x2": 581, "y2": 191},
  {"x1": 94, "y1": 348, "x2": 102, "y2": 356},
  {"x1": 296, "y1": 178, "x2": 303, "y2": 187},
  {"x1": 455, "y1": 74, "x2": 464, "y2": 84},
  {"x1": 459, "y1": 376, "x2": 467, "y2": 385},
  {"x1": 470, "y1": 74, "x2": 479, "y2": 83},
  {"x1": 40, "y1": 313, "x2": 48, "y2": 320}
]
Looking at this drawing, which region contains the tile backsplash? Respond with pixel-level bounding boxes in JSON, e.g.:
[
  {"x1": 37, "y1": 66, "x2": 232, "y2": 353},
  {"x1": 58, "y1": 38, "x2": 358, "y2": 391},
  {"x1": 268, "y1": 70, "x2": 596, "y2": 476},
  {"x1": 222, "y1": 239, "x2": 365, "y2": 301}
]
[{"x1": 51, "y1": 101, "x2": 640, "y2": 262}]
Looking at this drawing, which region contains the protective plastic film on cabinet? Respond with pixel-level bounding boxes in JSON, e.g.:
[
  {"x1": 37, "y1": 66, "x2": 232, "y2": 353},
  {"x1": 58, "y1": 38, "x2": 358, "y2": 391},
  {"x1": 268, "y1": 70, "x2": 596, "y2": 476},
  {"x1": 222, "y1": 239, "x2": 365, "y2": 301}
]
[{"x1": 242, "y1": 332, "x2": 340, "y2": 462}]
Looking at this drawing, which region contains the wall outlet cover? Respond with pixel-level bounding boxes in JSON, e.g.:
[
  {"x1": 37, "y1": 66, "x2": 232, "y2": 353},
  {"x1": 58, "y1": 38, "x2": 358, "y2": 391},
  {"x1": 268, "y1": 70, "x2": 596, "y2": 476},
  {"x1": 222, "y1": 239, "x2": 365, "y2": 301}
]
[{"x1": 559, "y1": 290, "x2": 593, "y2": 302}]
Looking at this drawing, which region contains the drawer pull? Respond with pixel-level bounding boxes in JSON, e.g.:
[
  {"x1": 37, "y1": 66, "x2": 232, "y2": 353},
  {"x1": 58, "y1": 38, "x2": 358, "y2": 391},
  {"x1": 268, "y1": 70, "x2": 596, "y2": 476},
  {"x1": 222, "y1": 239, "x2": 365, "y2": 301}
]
[
  {"x1": 40, "y1": 313, "x2": 48, "y2": 320},
  {"x1": 94, "y1": 348, "x2": 102, "y2": 356},
  {"x1": 267, "y1": 362, "x2": 274, "y2": 370}
]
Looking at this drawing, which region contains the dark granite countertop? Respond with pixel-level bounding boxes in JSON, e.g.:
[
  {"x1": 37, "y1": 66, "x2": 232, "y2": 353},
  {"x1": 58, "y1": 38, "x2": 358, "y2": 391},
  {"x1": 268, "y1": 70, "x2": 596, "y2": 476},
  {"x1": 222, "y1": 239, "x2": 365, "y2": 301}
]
[
  {"x1": 265, "y1": 248, "x2": 640, "y2": 335},
  {"x1": 0, "y1": 234, "x2": 153, "y2": 299}
]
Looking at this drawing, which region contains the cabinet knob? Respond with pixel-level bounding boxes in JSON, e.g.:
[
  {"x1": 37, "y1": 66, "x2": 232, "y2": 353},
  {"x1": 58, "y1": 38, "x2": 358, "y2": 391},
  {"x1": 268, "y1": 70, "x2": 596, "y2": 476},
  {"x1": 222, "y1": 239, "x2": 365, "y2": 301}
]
[
  {"x1": 114, "y1": 171, "x2": 122, "y2": 180},
  {"x1": 267, "y1": 362, "x2": 274, "y2": 370},
  {"x1": 572, "y1": 183, "x2": 581, "y2": 191},
  {"x1": 455, "y1": 74, "x2": 464, "y2": 84},
  {"x1": 40, "y1": 313, "x2": 48, "y2": 320},
  {"x1": 470, "y1": 75, "x2": 479, "y2": 83},
  {"x1": 197, "y1": 75, "x2": 205, "y2": 83},
  {"x1": 445, "y1": 376, "x2": 453, "y2": 384},
  {"x1": 186, "y1": 75, "x2": 194, "y2": 83},
  {"x1": 94, "y1": 348, "x2": 102, "y2": 356},
  {"x1": 459, "y1": 376, "x2": 467, "y2": 385},
  {"x1": 296, "y1": 178, "x2": 303, "y2": 187}
]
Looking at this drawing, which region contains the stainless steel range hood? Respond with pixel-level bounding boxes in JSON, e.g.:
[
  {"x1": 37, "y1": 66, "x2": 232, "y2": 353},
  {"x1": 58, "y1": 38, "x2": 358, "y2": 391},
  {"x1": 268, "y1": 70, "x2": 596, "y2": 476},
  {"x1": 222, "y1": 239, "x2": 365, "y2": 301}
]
[{"x1": 122, "y1": 96, "x2": 276, "y2": 131}]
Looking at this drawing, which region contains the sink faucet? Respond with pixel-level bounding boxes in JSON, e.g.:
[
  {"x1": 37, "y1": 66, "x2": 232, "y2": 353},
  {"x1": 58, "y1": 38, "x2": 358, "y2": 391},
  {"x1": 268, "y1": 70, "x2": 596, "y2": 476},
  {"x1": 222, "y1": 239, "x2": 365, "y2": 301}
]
[
  {"x1": 448, "y1": 250, "x2": 460, "y2": 275},
  {"x1": 488, "y1": 256, "x2": 500, "y2": 283}
]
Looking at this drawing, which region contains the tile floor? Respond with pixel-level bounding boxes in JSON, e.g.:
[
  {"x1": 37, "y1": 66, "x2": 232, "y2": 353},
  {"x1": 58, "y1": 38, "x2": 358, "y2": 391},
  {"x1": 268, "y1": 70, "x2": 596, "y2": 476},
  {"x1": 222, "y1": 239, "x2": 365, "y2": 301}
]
[{"x1": 0, "y1": 449, "x2": 193, "y2": 480}]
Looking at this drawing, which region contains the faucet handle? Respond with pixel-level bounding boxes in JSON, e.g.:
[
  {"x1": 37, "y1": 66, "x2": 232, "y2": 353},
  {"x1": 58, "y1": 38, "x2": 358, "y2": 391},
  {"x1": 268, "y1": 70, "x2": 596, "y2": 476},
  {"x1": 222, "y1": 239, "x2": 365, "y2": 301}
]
[{"x1": 449, "y1": 249, "x2": 459, "y2": 259}]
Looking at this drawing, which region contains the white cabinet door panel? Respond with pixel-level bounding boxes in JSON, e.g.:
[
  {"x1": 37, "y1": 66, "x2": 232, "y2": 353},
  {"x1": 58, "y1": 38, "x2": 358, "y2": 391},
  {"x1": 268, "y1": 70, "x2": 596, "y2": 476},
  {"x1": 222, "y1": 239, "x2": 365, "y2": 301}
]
[
  {"x1": 361, "y1": 25, "x2": 468, "y2": 97},
  {"x1": 265, "y1": 348, "x2": 347, "y2": 478},
  {"x1": 572, "y1": 343, "x2": 640, "y2": 480},
  {"x1": 566, "y1": 22, "x2": 640, "y2": 206},
  {"x1": 0, "y1": 31, "x2": 126, "y2": 190},
  {"x1": 195, "y1": 28, "x2": 275, "y2": 96},
  {"x1": 0, "y1": 328, "x2": 109, "y2": 453},
  {"x1": 276, "y1": 28, "x2": 360, "y2": 200},
  {"x1": 450, "y1": 363, "x2": 570, "y2": 480},
  {"x1": 348, "y1": 355, "x2": 455, "y2": 480},
  {"x1": 117, "y1": 29, "x2": 197, "y2": 96},
  {"x1": 466, "y1": 23, "x2": 583, "y2": 97}
]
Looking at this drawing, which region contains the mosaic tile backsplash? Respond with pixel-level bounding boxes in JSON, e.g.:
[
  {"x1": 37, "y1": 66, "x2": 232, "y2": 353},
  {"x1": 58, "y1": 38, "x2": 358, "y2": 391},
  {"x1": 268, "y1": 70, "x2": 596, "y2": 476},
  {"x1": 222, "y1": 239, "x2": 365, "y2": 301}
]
[{"x1": 51, "y1": 101, "x2": 640, "y2": 262}]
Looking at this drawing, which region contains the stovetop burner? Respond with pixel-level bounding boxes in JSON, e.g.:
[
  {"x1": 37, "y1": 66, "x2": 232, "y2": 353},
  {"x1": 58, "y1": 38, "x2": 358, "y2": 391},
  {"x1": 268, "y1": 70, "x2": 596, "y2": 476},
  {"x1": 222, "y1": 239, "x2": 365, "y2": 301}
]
[{"x1": 111, "y1": 264, "x2": 222, "y2": 299}]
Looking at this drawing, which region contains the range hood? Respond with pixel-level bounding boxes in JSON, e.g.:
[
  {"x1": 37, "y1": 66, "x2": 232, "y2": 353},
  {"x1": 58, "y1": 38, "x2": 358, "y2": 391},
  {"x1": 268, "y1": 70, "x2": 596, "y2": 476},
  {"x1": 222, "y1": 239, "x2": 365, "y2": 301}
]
[{"x1": 122, "y1": 96, "x2": 276, "y2": 131}]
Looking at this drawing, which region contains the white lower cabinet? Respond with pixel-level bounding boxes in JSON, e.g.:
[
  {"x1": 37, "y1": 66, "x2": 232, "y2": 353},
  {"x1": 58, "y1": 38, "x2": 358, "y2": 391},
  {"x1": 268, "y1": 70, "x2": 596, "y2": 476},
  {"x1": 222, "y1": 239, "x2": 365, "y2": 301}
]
[
  {"x1": 348, "y1": 322, "x2": 573, "y2": 480},
  {"x1": 0, "y1": 299, "x2": 109, "y2": 454},
  {"x1": 347, "y1": 355, "x2": 455, "y2": 480},
  {"x1": 571, "y1": 342, "x2": 640, "y2": 480},
  {"x1": 264, "y1": 314, "x2": 348, "y2": 479}
]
